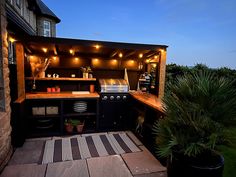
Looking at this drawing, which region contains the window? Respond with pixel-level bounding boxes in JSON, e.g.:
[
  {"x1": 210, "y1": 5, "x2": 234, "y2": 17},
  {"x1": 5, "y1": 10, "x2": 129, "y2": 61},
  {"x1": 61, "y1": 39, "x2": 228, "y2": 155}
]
[
  {"x1": 8, "y1": 41, "x2": 16, "y2": 64},
  {"x1": 16, "y1": 0, "x2": 21, "y2": 8},
  {"x1": 43, "y1": 21, "x2": 51, "y2": 37},
  {"x1": 8, "y1": 0, "x2": 13, "y2": 4},
  {"x1": 16, "y1": 0, "x2": 23, "y2": 15}
]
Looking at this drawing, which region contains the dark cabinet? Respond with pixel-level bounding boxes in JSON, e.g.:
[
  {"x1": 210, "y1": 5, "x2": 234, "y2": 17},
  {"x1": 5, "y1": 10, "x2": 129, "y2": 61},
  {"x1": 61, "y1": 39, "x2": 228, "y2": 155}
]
[
  {"x1": 99, "y1": 94, "x2": 130, "y2": 131},
  {"x1": 25, "y1": 97, "x2": 99, "y2": 137}
]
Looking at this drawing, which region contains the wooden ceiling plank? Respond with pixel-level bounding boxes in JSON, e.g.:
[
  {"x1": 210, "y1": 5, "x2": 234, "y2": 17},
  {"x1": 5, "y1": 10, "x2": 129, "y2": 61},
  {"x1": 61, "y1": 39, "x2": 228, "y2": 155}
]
[
  {"x1": 110, "y1": 51, "x2": 118, "y2": 58},
  {"x1": 53, "y1": 45, "x2": 58, "y2": 55},
  {"x1": 123, "y1": 51, "x2": 136, "y2": 59}
]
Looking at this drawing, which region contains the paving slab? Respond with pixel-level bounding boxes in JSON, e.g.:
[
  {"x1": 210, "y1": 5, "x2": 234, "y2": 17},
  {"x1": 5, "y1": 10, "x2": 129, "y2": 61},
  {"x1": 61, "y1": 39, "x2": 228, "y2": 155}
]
[
  {"x1": 122, "y1": 146, "x2": 166, "y2": 176},
  {"x1": 8, "y1": 140, "x2": 45, "y2": 165},
  {"x1": 134, "y1": 172, "x2": 167, "y2": 177},
  {"x1": 87, "y1": 155, "x2": 133, "y2": 177},
  {"x1": 0, "y1": 164, "x2": 46, "y2": 177},
  {"x1": 26, "y1": 137, "x2": 52, "y2": 141},
  {"x1": 125, "y1": 131, "x2": 143, "y2": 146},
  {"x1": 45, "y1": 160, "x2": 89, "y2": 177}
]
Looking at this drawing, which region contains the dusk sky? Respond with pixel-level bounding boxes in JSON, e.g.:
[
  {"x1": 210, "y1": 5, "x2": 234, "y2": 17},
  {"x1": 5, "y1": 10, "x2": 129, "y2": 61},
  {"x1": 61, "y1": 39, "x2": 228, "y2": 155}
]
[{"x1": 43, "y1": 0, "x2": 236, "y2": 69}]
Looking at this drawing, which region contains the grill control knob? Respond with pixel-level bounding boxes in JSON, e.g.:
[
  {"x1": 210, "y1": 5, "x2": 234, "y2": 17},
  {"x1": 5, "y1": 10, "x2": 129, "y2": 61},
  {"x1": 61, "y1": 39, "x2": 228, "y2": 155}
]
[
  {"x1": 110, "y1": 96, "x2": 114, "y2": 100},
  {"x1": 123, "y1": 95, "x2": 127, "y2": 100},
  {"x1": 102, "y1": 96, "x2": 108, "y2": 100},
  {"x1": 116, "y1": 96, "x2": 121, "y2": 100}
]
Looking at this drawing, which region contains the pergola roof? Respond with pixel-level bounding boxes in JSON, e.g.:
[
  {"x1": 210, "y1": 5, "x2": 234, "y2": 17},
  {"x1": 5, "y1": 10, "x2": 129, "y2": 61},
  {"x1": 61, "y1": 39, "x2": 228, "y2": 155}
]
[{"x1": 21, "y1": 36, "x2": 168, "y2": 60}]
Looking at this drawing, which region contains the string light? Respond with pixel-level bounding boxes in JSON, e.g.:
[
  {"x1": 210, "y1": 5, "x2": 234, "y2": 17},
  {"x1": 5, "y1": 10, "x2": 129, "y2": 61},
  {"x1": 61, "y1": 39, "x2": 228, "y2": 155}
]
[
  {"x1": 42, "y1": 48, "x2": 47, "y2": 53},
  {"x1": 95, "y1": 44, "x2": 100, "y2": 49},
  {"x1": 139, "y1": 53, "x2": 143, "y2": 58}
]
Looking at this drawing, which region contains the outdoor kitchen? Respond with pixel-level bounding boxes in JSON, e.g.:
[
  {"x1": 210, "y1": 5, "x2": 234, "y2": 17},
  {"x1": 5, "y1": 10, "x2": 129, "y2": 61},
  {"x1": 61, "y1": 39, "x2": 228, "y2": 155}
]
[
  {"x1": 11, "y1": 35, "x2": 167, "y2": 144},
  {"x1": 0, "y1": 32, "x2": 169, "y2": 177},
  {"x1": 2, "y1": 0, "x2": 235, "y2": 176}
]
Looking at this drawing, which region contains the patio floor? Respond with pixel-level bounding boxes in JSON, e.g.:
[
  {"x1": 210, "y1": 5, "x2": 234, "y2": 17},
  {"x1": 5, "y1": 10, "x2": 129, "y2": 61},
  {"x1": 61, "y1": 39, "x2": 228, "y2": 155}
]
[{"x1": 0, "y1": 131, "x2": 167, "y2": 177}]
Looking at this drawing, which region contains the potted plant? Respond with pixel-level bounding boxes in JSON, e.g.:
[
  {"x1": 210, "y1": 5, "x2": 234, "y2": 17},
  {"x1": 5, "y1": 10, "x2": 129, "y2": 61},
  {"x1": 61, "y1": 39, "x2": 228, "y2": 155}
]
[
  {"x1": 71, "y1": 119, "x2": 84, "y2": 133},
  {"x1": 80, "y1": 66, "x2": 92, "y2": 78},
  {"x1": 153, "y1": 71, "x2": 236, "y2": 177},
  {"x1": 64, "y1": 119, "x2": 73, "y2": 133}
]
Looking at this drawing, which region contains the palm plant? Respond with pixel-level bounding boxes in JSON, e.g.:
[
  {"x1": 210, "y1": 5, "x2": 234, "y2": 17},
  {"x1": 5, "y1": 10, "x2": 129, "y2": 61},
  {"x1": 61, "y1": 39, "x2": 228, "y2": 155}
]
[{"x1": 153, "y1": 71, "x2": 236, "y2": 159}]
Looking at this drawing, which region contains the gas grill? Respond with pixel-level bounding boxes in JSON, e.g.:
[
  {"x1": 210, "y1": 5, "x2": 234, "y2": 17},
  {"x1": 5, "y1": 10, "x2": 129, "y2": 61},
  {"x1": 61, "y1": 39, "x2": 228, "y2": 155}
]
[
  {"x1": 98, "y1": 79, "x2": 130, "y2": 131},
  {"x1": 99, "y1": 79, "x2": 129, "y2": 93}
]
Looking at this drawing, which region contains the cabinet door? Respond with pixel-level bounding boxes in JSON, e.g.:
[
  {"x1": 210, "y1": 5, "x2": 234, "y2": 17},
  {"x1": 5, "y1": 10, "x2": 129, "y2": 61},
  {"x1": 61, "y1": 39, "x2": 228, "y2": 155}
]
[
  {"x1": 99, "y1": 101, "x2": 116, "y2": 130},
  {"x1": 99, "y1": 101, "x2": 130, "y2": 131}
]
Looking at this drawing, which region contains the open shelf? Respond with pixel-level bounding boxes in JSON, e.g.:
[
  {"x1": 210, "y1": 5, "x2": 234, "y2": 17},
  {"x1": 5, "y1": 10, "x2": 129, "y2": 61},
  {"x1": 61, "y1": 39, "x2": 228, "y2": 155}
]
[
  {"x1": 25, "y1": 77, "x2": 96, "y2": 81},
  {"x1": 26, "y1": 96, "x2": 99, "y2": 137},
  {"x1": 28, "y1": 115, "x2": 60, "y2": 119},
  {"x1": 64, "y1": 112, "x2": 97, "y2": 117}
]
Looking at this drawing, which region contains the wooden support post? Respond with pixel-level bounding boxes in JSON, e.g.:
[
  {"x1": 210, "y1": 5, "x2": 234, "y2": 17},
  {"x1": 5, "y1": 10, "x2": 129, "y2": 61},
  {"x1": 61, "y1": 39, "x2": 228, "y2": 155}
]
[
  {"x1": 158, "y1": 49, "x2": 167, "y2": 99},
  {"x1": 15, "y1": 42, "x2": 25, "y2": 98}
]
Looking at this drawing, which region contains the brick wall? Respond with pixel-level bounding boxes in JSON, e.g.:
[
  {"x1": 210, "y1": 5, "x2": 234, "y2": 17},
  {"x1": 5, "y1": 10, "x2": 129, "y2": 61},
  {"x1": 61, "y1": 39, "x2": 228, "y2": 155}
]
[{"x1": 0, "y1": 0, "x2": 13, "y2": 172}]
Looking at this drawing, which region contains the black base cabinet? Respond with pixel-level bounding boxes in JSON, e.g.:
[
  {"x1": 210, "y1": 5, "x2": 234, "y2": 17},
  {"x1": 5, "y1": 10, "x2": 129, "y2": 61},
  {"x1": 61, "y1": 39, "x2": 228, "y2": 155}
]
[
  {"x1": 25, "y1": 98, "x2": 99, "y2": 138},
  {"x1": 99, "y1": 94, "x2": 130, "y2": 131},
  {"x1": 11, "y1": 100, "x2": 26, "y2": 147}
]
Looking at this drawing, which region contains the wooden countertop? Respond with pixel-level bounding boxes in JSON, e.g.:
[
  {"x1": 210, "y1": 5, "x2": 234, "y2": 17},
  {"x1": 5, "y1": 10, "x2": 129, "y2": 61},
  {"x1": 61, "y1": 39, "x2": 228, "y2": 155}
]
[
  {"x1": 129, "y1": 91, "x2": 164, "y2": 113},
  {"x1": 14, "y1": 95, "x2": 25, "y2": 103},
  {"x1": 26, "y1": 92, "x2": 100, "y2": 99}
]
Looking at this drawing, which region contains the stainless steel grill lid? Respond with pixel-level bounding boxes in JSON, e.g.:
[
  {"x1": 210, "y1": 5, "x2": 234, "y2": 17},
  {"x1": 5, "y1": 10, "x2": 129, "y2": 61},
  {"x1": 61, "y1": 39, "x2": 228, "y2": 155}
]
[{"x1": 99, "y1": 79, "x2": 129, "y2": 93}]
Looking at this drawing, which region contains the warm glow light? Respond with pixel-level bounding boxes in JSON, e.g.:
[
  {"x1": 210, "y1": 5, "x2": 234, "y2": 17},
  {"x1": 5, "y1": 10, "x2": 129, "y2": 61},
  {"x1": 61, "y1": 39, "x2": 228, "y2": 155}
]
[
  {"x1": 69, "y1": 49, "x2": 74, "y2": 55},
  {"x1": 159, "y1": 49, "x2": 164, "y2": 53},
  {"x1": 9, "y1": 37, "x2": 16, "y2": 43},
  {"x1": 119, "y1": 53, "x2": 123, "y2": 58},
  {"x1": 139, "y1": 53, "x2": 143, "y2": 58},
  {"x1": 112, "y1": 59, "x2": 117, "y2": 64},
  {"x1": 154, "y1": 55, "x2": 158, "y2": 59},
  {"x1": 42, "y1": 48, "x2": 48, "y2": 53},
  {"x1": 153, "y1": 64, "x2": 157, "y2": 67},
  {"x1": 130, "y1": 60, "x2": 134, "y2": 63},
  {"x1": 146, "y1": 59, "x2": 150, "y2": 63},
  {"x1": 95, "y1": 45, "x2": 100, "y2": 49},
  {"x1": 92, "y1": 58, "x2": 100, "y2": 67},
  {"x1": 53, "y1": 56, "x2": 57, "y2": 60},
  {"x1": 75, "y1": 57, "x2": 79, "y2": 61}
]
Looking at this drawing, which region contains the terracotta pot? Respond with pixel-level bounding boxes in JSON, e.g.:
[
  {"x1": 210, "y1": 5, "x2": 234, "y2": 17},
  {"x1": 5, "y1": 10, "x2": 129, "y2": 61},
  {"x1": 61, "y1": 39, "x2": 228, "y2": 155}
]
[
  {"x1": 65, "y1": 124, "x2": 73, "y2": 133},
  {"x1": 76, "y1": 124, "x2": 84, "y2": 133},
  {"x1": 90, "y1": 84, "x2": 95, "y2": 93}
]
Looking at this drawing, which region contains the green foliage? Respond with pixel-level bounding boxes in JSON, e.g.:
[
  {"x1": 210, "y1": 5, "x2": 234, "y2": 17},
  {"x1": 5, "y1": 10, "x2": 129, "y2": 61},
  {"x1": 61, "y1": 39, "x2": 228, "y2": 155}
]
[
  {"x1": 154, "y1": 71, "x2": 236, "y2": 158},
  {"x1": 70, "y1": 119, "x2": 83, "y2": 126},
  {"x1": 218, "y1": 127, "x2": 236, "y2": 177},
  {"x1": 64, "y1": 119, "x2": 83, "y2": 126},
  {"x1": 166, "y1": 64, "x2": 236, "y2": 88}
]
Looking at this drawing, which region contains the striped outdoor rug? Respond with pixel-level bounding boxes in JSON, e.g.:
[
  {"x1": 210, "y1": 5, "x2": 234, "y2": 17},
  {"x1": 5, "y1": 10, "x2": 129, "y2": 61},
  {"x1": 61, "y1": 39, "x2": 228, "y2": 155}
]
[{"x1": 41, "y1": 133, "x2": 141, "y2": 164}]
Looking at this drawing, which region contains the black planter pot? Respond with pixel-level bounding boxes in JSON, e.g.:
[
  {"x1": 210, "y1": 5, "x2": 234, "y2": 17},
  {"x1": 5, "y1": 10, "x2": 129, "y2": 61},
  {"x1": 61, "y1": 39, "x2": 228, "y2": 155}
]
[{"x1": 168, "y1": 151, "x2": 224, "y2": 177}]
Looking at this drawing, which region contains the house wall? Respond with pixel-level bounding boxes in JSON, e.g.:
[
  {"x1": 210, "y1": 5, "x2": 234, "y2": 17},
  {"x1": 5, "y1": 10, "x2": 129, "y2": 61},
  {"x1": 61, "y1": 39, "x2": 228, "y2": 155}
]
[
  {"x1": 6, "y1": 0, "x2": 37, "y2": 32},
  {"x1": 0, "y1": 0, "x2": 13, "y2": 172},
  {"x1": 37, "y1": 16, "x2": 56, "y2": 37}
]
